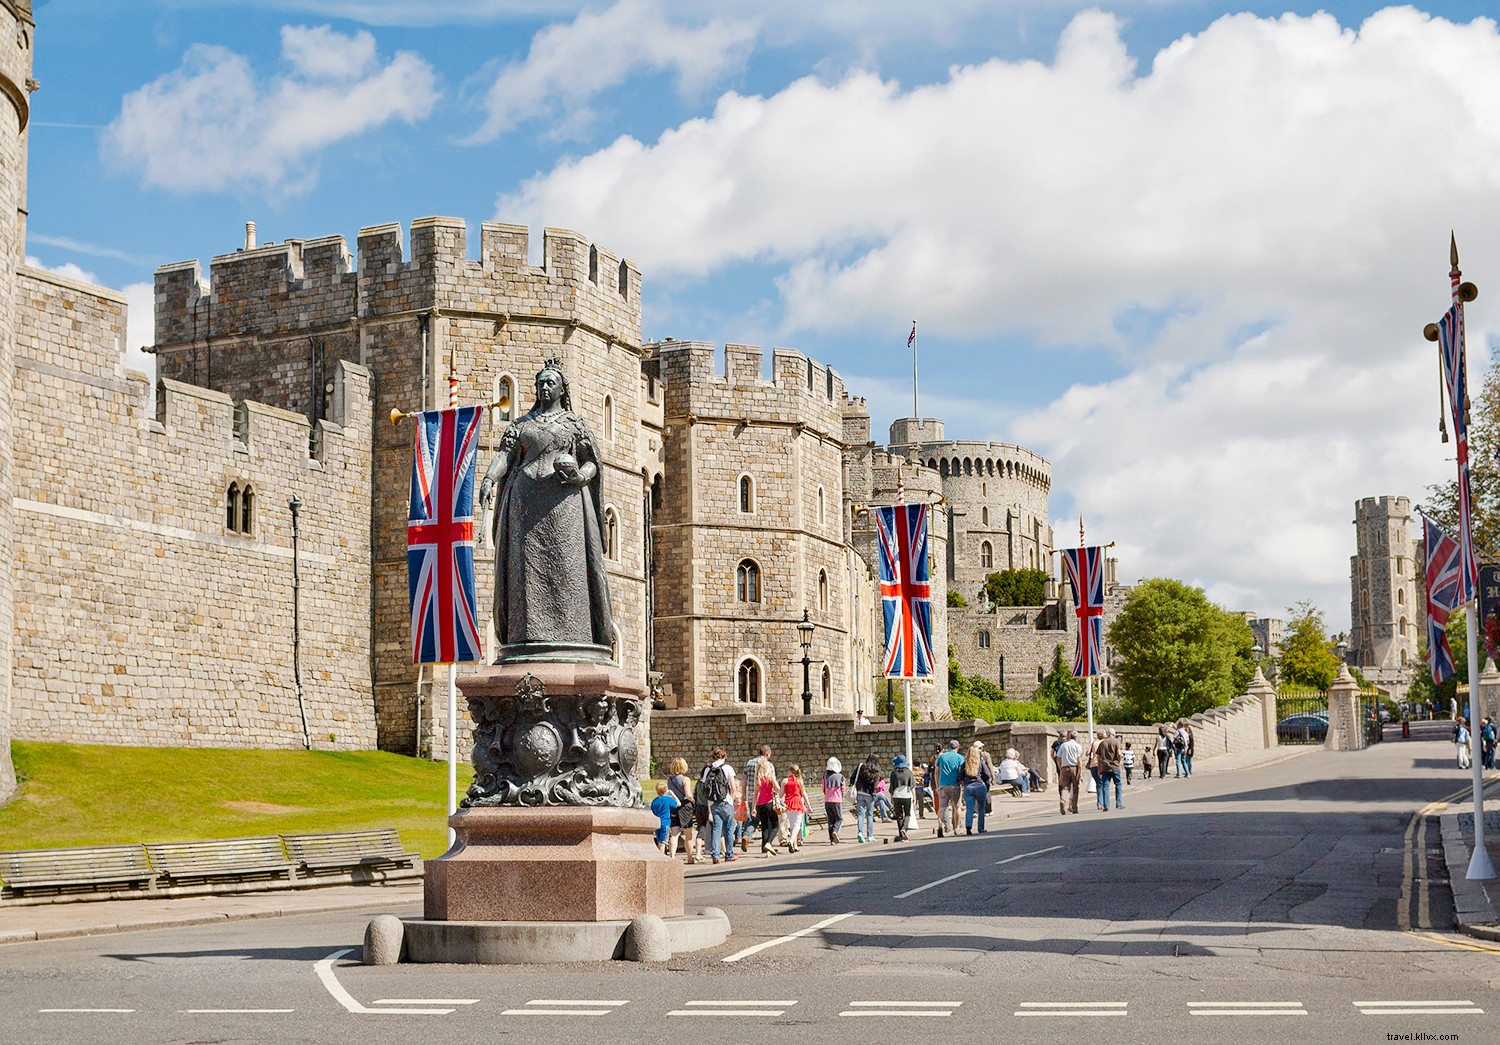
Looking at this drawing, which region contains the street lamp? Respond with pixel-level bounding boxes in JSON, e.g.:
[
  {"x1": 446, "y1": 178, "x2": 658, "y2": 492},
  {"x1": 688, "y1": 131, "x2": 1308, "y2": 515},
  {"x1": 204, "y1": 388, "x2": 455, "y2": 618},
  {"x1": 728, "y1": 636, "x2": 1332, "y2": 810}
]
[{"x1": 797, "y1": 610, "x2": 815, "y2": 715}]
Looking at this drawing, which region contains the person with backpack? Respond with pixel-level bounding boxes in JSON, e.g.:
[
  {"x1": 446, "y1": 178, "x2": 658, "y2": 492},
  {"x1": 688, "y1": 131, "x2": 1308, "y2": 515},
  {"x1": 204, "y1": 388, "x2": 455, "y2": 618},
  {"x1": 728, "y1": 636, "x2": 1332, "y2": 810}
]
[
  {"x1": 889, "y1": 754, "x2": 916, "y2": 841},
  {"x1": 852, "y1": 753, "x2": 880, "y2": 842},
  {"x1": 1456, "y1": 717, "x2": 1472, "y2": 770},
  {"x1": 699, "y1": 747, "x2": 736, "y2": 864},
  {"x1": 822, "y1": 757, "x2": 846, "y2": 844},
  {"x1": 1480, "y1": 717, "x2": 1496, "y2": 770}
]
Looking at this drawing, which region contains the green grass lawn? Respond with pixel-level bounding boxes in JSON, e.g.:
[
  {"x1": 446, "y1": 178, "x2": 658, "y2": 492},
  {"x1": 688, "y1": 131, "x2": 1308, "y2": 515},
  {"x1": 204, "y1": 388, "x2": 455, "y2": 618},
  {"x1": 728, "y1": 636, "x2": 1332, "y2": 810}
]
[{"x1": 0, "y1": 742, "x2": 474, "y2": 858}]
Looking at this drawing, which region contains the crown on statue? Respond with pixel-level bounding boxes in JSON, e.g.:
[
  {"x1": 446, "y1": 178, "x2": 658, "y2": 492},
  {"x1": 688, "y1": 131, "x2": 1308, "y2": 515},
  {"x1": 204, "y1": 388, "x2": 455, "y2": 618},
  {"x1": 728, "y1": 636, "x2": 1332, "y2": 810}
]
[{"x1": 542, "y1": 355, "x2": 566, "y2": 375}]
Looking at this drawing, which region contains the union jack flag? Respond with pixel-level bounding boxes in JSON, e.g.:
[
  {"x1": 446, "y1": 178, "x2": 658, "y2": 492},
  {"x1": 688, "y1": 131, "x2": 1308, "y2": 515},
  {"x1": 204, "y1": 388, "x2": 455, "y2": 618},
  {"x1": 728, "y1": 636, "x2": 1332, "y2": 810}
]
[
  {"x1": 408, "y1": 406, "x2": 484, "y2": 665},
  {"x1": 876, "y1": 503, "x2": 934, "y2": 679},
  {"x1": 1424, "y1": 515, "x2": 1463, "y2": 684},
  {"x1": 1061, "y1": 544, "x2": 1106, "y2": 678},
  {"x1": 1437, "y1": 274, "x2": 1479, "y2": 604}
]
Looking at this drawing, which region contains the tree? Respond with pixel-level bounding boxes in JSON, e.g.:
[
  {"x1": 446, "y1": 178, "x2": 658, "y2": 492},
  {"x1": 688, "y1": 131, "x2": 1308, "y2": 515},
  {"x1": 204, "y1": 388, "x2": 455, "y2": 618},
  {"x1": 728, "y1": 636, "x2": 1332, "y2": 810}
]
[
  {"x1": 1107, "y1": 577, "x2": 1255, "y2": 723},
  {"x1": 1424, "y1": 354, "x2": 1500, "y2": 558},
  {"x1": 1034, "y1": 643, "x2": 1086, "y2": 720},
  {"x1": 1409, "y1": 615, "x2": 1466, "y2": 709},
  {"x1": 983, "y1": 568, "x2": 1048, "y2": 607},
  {"x1": 947, "y1": 588, "x2": 968, "y2": 608},
  {"x1": 1278, "y1": 601, "x2": 1342, "y2": 690}
]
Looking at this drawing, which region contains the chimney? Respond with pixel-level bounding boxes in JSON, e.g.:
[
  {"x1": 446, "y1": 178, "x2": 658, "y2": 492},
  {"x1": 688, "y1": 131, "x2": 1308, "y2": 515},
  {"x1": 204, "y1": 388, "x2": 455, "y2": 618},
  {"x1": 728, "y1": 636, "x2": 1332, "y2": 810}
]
[{"x1": 245, "y1": 221, "x2": 257, "y2": 250}]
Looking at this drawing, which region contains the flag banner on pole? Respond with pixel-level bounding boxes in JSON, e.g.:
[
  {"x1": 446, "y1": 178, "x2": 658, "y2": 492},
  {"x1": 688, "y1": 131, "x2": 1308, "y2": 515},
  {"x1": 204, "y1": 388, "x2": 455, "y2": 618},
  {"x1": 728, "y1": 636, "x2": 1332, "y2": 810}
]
[
  {"x1": 1061, "y1": 544, "x2": 1106, "y2": 678},
  {"x1": 1424, "y1": 515, "x2": 1464, "y2": 684},
  {"x1": 408, "y1": 405, "x2": 484, "y2": 665},
  {"x1": 1438, "y1": 277, "x2": 1479, "y2": 604},
  {"x1": 876, "y1": 503, "x2": 934, "y2": 679}
]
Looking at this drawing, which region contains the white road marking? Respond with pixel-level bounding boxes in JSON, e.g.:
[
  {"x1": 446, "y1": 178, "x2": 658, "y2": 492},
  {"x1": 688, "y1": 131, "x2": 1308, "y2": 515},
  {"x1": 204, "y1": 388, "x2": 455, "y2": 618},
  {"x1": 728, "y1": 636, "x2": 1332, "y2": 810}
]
[
  {"x1": 841, "y1": 1000, "x2": 962, "y2": 1017},
  {"x1": 313, "y1": 949, "x2": 453, "y2": 1016},
  {"x1": 373, "y1": 999, "x2": 479, "y2": 1005},
  {"x1": 996, "y1": 845, "x2": 1064, "y2": 865},
  {"x1": 1016, "y1": 1001, "x2": 1128, "y2": 1017},
  {"x1": 670, "y1": 1000, "x2": 796, "y2": 1016},
  {"x1": 721, "y1": 912, "x2": 859, "y2": 963},
  {"x1": 893, "y1": 868, "x2": 977, "y2": 898},
  {"x1": 38, "y1": 1009, "x2": 135, "y2": 1013},
  {"x1": 1355, "y1": 1000, "x2": 1483, "y2": 1015},
  {"x1": 501, "y1": 999, "x2": 628, "y2": 1016},
  {"x1": 184, "y1": 1009, "x2": 296, "y2": 1014},
  {"x1": 1188, "y1": 1001, "x2": 1306, "y2": 1016}
]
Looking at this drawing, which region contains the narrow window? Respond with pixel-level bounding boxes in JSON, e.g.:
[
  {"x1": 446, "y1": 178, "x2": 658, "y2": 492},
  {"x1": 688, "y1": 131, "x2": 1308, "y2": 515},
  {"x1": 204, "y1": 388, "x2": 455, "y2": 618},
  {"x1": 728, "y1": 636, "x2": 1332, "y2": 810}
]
[
  {"x1": 604, "y1": 507, "x2": 619, "y2": 560},
  {"x1": 818, "y1": 569, "x2": 829, "y2": 612},
  {"x1": 807, "y1": 358, "x2": 813, "y2": 390},
  {"x1": 739, "y1": 475, "x2": 754, "y2": 514},
  {"x1": 494, "y1": 374, "x2": 515, "y2": 422},
  {"x1": 826, "y1": 369, "x2": 834, "y2": 399},
  {"x1": 240, "y1": 484, "x2": 254, "y2": 534},
  {"x1": 982, "y1": 506, "x2": 989, "y2": 526},
  {"x1": 588, "y1": 244, "x2": 599, "y2": 284},
  {"x1": 821, "y1": 666, "x2": 832, "y2": 708},
  {"x1": 602, "y1": 395, "x2": 614, "y2": 443},
  {"x1": 980, "y1": 541, "x2": 993, "y2": 569},
  {"x1": 737, "y1": 659, "x2": 762, "y2": 703},
  {"x1": 1037, "y1": 666, "x2": 1045, "y2": 683},
  {"x1": 817, "y1": 486, "x2": 826, "y2": 526},
  {"x1": 737, "y1": 559, "x2": 761, "y2": 603},
  {"x1": 226, "y1": 482, "x2": 241, "y2": 531},
  {"x1": 978, "y1": 631, "x2": 991, "y2": 649},
  {"x1": 618, "y1": 259, "x2": 629, "y2": 296},
  {"x1": 1396, "y1": 588, "x2": 1405, "y2": 605}
]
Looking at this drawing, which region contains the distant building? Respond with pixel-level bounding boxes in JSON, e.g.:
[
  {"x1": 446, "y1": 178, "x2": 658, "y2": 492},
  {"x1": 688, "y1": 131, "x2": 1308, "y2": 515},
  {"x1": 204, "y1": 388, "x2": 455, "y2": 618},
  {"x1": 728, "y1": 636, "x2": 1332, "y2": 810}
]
[{"x1": 1348, "y1": 495, "x2": 1417, "y2": 696}]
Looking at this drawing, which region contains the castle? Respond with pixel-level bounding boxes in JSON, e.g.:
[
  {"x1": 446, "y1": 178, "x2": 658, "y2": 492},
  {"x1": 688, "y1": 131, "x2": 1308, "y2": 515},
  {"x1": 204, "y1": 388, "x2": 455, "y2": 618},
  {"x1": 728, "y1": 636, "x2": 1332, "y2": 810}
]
[
  {"x1": 0, "y1": 2, "x2": 1116, "y2": 794},
  {"x1": 1348, "y1": 495, "x2": 1417, "y2": 698}
]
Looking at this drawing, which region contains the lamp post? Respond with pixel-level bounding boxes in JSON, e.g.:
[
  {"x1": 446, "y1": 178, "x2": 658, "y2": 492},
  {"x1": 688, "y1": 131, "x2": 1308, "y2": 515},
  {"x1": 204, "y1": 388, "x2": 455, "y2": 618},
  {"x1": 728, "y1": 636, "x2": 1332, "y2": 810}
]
[
  {"x1": 288, "y1": 494, "x2": 310, "y2": 751},
  {"x1": 797, "y1": 610, "x2": 815, "y2": 715}
]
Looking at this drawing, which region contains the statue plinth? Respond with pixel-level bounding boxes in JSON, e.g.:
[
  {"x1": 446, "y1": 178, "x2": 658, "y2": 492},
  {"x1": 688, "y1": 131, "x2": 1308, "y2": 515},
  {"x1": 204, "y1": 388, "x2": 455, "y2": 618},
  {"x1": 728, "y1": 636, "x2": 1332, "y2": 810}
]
[{"x1": 423, "y1": 660, "x2": 684, "y2": 925}]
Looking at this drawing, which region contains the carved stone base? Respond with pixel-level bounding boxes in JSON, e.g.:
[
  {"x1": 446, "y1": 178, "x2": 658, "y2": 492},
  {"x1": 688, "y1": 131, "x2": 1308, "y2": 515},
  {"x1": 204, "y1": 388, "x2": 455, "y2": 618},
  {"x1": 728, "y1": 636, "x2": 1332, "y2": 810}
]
[{"x1": 424, "y1": 806, "x2": 685, "y2": 922}]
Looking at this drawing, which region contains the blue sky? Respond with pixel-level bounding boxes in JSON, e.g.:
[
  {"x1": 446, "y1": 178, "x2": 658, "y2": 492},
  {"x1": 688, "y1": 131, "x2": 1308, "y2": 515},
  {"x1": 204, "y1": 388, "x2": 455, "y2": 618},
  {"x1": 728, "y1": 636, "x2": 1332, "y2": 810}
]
[{"x1": 23, "y1": 1, "x2": 1500, "y2": 634}]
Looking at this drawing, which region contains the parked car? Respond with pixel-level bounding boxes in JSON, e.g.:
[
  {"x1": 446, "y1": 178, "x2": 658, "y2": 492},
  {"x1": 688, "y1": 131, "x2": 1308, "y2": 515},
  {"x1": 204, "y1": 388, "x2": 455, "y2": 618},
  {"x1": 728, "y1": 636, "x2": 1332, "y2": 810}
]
[{"x1": 1277, "y1": 712, "x2": 1330, "y2": 742}]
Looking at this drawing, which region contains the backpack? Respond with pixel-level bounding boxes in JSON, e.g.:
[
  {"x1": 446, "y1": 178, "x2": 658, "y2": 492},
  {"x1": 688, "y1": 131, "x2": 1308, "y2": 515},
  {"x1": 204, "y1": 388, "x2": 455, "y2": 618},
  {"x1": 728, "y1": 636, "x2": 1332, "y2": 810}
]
[{"x1": 702, "y1": 764, "x2": 730, "y2": 805}]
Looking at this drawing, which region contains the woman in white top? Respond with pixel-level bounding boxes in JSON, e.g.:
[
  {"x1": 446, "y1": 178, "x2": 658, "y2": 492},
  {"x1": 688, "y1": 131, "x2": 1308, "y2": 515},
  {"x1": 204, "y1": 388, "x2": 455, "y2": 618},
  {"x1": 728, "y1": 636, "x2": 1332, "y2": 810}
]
[{"x1": 997, "y1": 748, "x2": 1031, "y2": 794}]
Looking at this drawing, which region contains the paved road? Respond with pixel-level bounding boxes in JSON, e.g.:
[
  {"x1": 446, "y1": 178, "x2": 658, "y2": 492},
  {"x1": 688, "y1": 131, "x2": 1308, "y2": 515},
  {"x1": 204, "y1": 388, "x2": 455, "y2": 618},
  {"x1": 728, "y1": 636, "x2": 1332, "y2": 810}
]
[{"x1": 4, "y1": 723, "x2": 1498, "y2": 1044}]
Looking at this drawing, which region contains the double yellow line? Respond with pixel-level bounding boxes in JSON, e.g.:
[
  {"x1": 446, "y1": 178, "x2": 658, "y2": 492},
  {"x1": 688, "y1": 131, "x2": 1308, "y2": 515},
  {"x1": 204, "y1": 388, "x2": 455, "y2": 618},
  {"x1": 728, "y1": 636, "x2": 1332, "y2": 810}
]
[{"x1": 1399, "y1": 779, "x2": 1500, "y2": 953}]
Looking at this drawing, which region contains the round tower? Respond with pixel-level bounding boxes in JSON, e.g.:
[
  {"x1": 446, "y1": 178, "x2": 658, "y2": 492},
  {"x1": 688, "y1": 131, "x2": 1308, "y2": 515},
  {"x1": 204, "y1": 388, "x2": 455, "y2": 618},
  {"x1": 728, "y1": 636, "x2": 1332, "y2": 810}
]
[{"x1": 0, "y1": 0, "x2": 31, "y2": 802}]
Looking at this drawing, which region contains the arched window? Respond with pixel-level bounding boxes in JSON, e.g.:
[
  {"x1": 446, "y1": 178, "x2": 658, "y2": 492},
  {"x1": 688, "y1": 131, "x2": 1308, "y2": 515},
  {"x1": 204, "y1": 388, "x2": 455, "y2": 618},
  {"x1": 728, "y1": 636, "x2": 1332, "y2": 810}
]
[
  {"x1": 240, "y1": 484, "x2": 254, "y2": 534},
  {"x1": 818, "y1": 569, "x2": 829, "y2": 612},
  {"x1": 939, "y1": 460, "x2": 949, "y2": 478},
  {"x1": 739, "y1": 475, "x2": 755, "y2": 514},
  {"x1": 1396, "y1": 588, "x2": 1405, "y2": 605},
  {"x1": 226, "y1": 482, "x2": 240, "y2": 531},
  {"x1": 980, "y1": 541, "x2": 993, "y2": 569},
  {"x1": 978, "y1": 631, "x2": 991, "y2": 649},
  {"x1": 494, "y1": 374, "x2": 515, "y2": 422},
  {"x1": 737, "y1": 658, "x2": 763, "y2": 703},
  {"x1": 1037, "y1": 666, "x2": 1045, "y2": 683},
  {"x1": 964, "y1": 459, "x2": 973, "y2": 476},
  {"x1": 981, "y1": 506, "x2": 989, "y2": 526},
  {"x1": 604, "y1": 507, "x2": 619, "y2": 560},
  {"x1": 588, "y1": 244, "x2": 599, "y2": 283},
  {"x1": 736, "y1": 559, "x2": 760, "y2": 603},
  {"x1": 1399, "y1": 617, "x2": 1408, "y2": 637},
  {"x1": 602, "y1": 395, "x2": 614, "y2": 442},
  {"x1": 1400, "y1": 649, "x2": 1408, "y2": 667},
  {"x1": 981, "y1": 482, "x2": 987, "y2": 496},
  {"x1": 817, "y1": 486, "x2": 826, "y2": 526},
  {"x1": 618, "y1": 259, "x2": 629, "y2": 296},
  {"x1": 821, "y1": 665, "x2": 832, "y2": 708}
]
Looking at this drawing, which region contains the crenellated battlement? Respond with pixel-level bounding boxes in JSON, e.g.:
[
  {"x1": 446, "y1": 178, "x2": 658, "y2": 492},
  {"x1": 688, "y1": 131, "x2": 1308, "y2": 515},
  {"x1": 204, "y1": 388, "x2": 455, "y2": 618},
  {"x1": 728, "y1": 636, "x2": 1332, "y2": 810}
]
[{"x1": 652, "y1": 340, "x2": 847, "y2": 438}]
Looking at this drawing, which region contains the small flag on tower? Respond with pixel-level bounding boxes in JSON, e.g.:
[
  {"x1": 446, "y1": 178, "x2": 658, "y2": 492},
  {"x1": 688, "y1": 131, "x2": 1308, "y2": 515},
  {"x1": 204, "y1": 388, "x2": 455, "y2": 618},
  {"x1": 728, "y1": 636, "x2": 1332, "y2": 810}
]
[
  {"x1": 1061, "y1": 544, "x2": 1106, "y2": 678},
  {"x1": 408, "y1": 405, "x2": 484, "y2": 665},
  {"x1": 876, "y1": 502, "x2": 934, "y2": 679}
]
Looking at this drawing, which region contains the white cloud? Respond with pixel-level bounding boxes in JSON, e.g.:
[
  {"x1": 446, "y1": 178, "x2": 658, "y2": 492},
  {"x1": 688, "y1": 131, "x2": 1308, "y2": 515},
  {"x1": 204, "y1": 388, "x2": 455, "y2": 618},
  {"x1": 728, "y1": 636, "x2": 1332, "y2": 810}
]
[
  {"x1": 499, "y1": 6, "x2": 1500, "y2": 629},
  {"x1": 103, "y1": 25, "x2": 439, "y2": 193},
  {"x1": 468, "y1": 0, "x2": 757, "y2": 142}
]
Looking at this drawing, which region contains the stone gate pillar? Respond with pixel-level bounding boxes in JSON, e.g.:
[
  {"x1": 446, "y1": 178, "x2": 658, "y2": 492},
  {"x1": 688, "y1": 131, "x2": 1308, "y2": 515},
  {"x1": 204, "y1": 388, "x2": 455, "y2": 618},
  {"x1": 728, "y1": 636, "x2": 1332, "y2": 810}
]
[
  {"x1": 1247, "y1": 667, "x2": 1276, "y2": 748},
  {"x1": 1324, "y1": 665, "x2": 1363, "y2": 751}
]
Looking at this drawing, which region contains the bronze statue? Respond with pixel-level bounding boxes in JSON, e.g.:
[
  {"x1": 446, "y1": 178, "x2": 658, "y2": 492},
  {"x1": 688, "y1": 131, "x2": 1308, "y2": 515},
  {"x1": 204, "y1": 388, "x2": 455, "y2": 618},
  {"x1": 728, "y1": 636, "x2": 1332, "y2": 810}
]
[{"x1": 479, "y1": 358, "x2": 615, "y2": 663}]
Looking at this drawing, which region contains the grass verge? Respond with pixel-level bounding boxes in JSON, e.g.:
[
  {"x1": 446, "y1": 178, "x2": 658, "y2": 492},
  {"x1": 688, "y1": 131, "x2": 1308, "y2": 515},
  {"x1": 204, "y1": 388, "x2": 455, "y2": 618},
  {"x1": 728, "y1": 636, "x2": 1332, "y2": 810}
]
[{"x1": 0, "y1": 742, "x2": 473, "y2": 858}]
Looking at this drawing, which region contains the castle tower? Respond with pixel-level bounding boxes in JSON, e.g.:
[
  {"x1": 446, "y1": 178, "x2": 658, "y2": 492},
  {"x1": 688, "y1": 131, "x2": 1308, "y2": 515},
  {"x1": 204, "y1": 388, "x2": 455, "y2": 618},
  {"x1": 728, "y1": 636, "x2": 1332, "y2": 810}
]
[
  {"x1": 153, "y1": 219, "x2": 647, "y2": 755},
  {"x1": 0, "y1": 1, "x2": 33, "y2": 801},
  {"x1": 1349, "y1": 495, "x2": 1418, "y2": 677},
  {"x1": 651, "y1": 342, "x2": 859, "y2": 715}
]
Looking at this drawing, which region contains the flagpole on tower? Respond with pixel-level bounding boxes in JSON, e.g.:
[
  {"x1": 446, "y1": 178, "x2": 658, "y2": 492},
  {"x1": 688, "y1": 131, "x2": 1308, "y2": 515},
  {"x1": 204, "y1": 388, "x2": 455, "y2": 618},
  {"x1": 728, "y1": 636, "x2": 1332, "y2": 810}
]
[
  {"x1": 1424, "y1": 233, "x2": 1494, "y2": 880},
  {"x1": 908, "y1": 321, "x2": 918, "y2": 423}
]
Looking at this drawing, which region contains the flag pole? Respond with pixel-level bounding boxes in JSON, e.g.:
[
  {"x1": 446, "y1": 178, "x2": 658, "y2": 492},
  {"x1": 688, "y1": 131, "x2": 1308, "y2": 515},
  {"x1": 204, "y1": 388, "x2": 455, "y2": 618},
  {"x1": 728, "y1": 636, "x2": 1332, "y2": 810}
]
[
  {"x1": 909, "y1": 321, "x2": 918, "y2": 423},
  {"x1": 1080, "y1": 516, "x2": 1096, "y2": 794},
  {"x1": 447, "y1": 661, "x2": 458, "y2": 846}
]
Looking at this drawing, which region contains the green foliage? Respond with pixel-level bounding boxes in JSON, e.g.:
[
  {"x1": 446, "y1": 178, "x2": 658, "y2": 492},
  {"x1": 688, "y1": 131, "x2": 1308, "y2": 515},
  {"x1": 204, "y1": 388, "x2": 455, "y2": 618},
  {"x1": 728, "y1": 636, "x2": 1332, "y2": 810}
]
[
  {"x1": 1278, "y1": 601, "x2": 1342, "y2": 690},
  {"x1": 1107, "y1": 577, "x2": 1255, "y2": 723},
  {"x1": 0, "y1": 742, "x2": 474, "y2": 858},
  {"x1": 1409, "y1": 615, "x2": 1467, "y2": 708},
  {"x1": 948, "y1": 692, "x2": 1055, "y2": 723},
  {"x1": 1034, "y1": 643, "x2": 1087, "y2": 720},
  {"x1": 876, "y1": 681, "x2": 917, "y2": 721},
  {"x1": 983, "y1": 568, "x2": 1048, "y2": 607},
  {"x1": 947, "y1": 588, "x2": 968, "y2": 608}
]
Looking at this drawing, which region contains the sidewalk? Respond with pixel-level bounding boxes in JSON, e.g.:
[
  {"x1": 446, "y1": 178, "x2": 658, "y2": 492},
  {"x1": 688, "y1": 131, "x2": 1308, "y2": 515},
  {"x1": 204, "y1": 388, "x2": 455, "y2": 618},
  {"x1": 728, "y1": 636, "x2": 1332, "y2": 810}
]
[
  {"x1": 1438, "y1": 777, "x2": 1500, "y2": 942},
  {"x1": 0, "y1": 881, "x2": 422, "y2": 947}
]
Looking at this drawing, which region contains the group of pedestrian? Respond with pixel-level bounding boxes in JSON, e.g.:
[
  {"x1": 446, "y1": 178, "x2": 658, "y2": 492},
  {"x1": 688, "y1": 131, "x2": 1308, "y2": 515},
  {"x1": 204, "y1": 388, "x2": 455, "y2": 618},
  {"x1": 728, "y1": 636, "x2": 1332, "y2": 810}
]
[{"x1": 1047, "y1": 720, "x2": 1197, "y2": 817}]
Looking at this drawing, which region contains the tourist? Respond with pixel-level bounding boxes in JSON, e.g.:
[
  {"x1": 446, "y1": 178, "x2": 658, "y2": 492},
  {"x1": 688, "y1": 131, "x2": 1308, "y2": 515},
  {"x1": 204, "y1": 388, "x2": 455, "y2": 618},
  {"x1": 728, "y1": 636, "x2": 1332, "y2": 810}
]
[
  {"x1": 852, "y1": 753, "x2": 881, "y2": 842},
  {"x1": 1481, "y1": 717, "x2": 1496, "y2": 770},
  {"x1": 997, "y1": 747, "x2": 1031, "y2": 794},
  {"x1": 822, "y1": 757, "x2": 847, "y2": 843},
  {"x1": 754, "y1": 753, "x2": 783, "y2": 856},
  {"x1": 732, "y1": 777, "x2": 750, "y2": 851},
  {"x1": 700, "y1": 747, "x2": 736, "y2": 864},
  {"x1": 650, "y1": 781, "x2": 678, "y2": 854},
  {"x1": 1122, "y1": 742, "x2": 1136, "y2": 785},
  {"x1": 1141, "y1": 746, "x2": 1154, "y2": 780},
  {"x1": 889, "y1": 755, "x2": 916, "y2": 841},
  {"x1": 742, "y1": 744, "x2": 770, "y2": 851},
  {"x1": 782, "y1": 764, "x2": 808, "y2": 853},
  {"x1": 665, "y1": 756, "x2": 694, "y2": 859},
  {"x1": 1156, "y1": 727, "x2": 1175, "y2": 780},
  {"x1": 1456, "y1": 717, "x2": 1472, "y2": 770},
  {"x1": 1086, "y1": 733, "x2": 1103, "y2": 809},
  {"x1": 926, "y1": 744, "x2": 944, "y2": 824},
  {"x1": 913, "y1": 756, "x2": 931, "y2": 818},
  {"x1": 1095, "y1": 729, "x2": 1123, "y2": 811},
  {"x1": 1181, "y1": 722, "x2": 1196, "y2": 776},
  {"x1": 873, "y1": 774, "x2": 894, "y2": 821},
  {"x1": 1056, "y1": 730, "x2": 1083, "y2": 815},
  {"x1": 935, "y1": 739, "x2": 965, "y2": 837},
  {"x1": 960, "y1": 742, "x2": 992, "y2": 834},
  {"x1": 1172, "y1": 722, "x2": 1189, "y2": 777}
]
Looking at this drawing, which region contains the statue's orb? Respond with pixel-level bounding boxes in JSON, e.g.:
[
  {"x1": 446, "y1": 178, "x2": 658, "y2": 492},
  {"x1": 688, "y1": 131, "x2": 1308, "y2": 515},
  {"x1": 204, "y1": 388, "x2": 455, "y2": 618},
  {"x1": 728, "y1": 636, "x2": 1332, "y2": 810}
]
[
  {"x1": 618, "y1": 726, "x2": 638, "y2": 774},
  {"x1": 516, "y1": 722, "x2": 563, "y2": 776}
]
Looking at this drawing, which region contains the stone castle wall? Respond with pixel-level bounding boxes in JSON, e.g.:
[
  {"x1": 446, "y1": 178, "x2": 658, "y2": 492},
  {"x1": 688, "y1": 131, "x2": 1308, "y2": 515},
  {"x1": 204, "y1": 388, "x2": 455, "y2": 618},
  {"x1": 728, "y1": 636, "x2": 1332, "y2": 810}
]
[
  {"x1": 1349, "y1": 495, "x2": 1417, "y2": 679},
  {"x1": 652, "y1": 341, "x2": 859, "y2": 715},
  {"x1": 155, "y1": 218, "x2": 651, "y2": 755},
  {"x1": 11, "y1": 264, "x2": 376, "y2": 748}
]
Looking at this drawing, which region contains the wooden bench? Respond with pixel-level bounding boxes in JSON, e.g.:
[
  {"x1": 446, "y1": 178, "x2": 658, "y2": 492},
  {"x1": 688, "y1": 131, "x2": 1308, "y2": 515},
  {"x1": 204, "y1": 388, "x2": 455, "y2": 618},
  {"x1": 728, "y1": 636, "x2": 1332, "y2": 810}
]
[
  {"x1": 144, "y1": 836, "x2": 296, "y2": 887},
  {"x1": 280, "y1": 829, "x2": 421, "y2": 880},
  {"x1": 0, "y1": 844, "x2": 155, "y2": 899}
]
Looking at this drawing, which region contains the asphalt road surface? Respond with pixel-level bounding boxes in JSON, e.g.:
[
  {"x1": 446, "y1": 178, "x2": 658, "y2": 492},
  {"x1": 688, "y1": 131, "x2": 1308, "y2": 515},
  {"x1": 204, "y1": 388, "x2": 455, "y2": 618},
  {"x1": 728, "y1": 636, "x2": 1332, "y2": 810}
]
[{"x1": 4, "y1": 721, "x2": 1497, "y2": 1045}]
